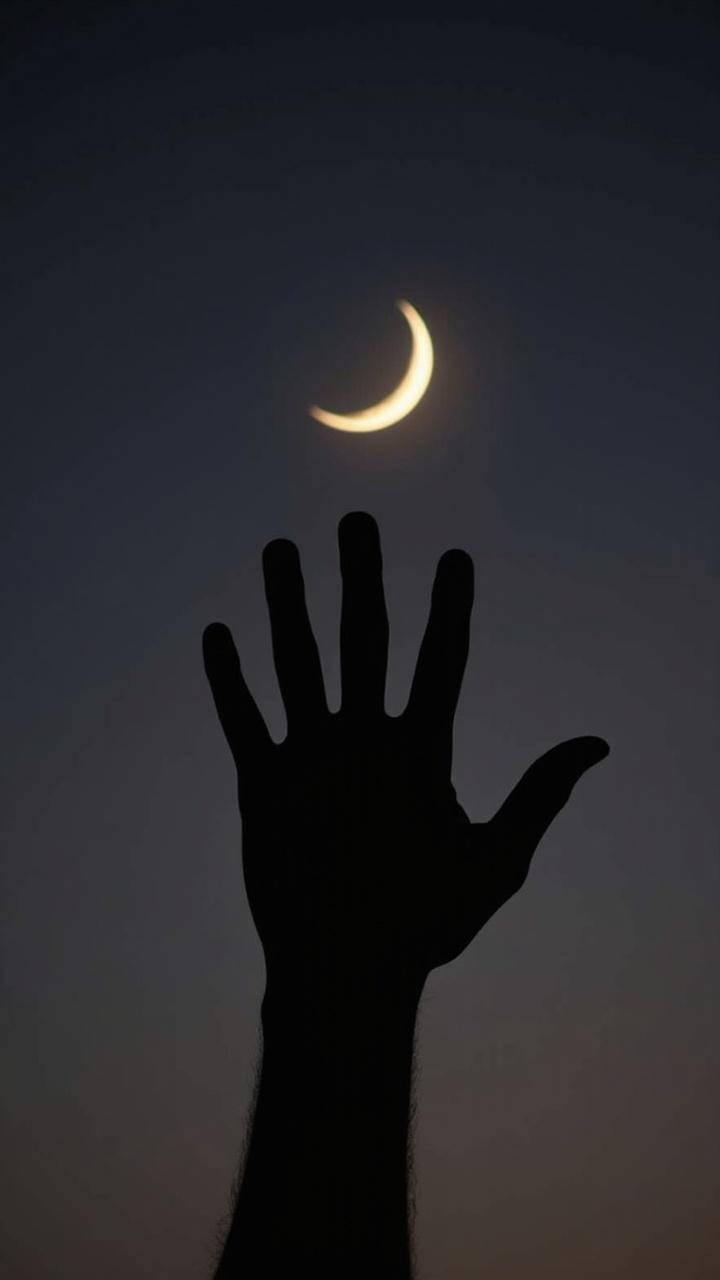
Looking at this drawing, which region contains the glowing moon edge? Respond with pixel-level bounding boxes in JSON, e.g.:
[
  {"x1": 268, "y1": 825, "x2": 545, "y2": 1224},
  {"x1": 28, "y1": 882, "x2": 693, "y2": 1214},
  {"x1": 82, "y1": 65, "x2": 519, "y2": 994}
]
[{"x1": 309, "y1": 299, "x2": 433, "y2": 433}]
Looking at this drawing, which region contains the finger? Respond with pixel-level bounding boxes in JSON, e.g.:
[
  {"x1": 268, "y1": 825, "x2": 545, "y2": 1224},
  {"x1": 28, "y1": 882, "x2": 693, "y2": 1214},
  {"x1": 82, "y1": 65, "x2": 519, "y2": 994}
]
[
  {"x1": 405, "y1": 548, "x2": 474, "y2": 753},
  {"x1": 339, "y1": 511, "x2": 389, "y2": 717},
  {"x1": 202, "y1": 622, "x2": 273, "y2": 775},
  {"x1": 262, "y1": 538, "x2": 327, "y2": 729},
  {"x1": 487, "y1": 735, "x2": 610, "y2": 882}
]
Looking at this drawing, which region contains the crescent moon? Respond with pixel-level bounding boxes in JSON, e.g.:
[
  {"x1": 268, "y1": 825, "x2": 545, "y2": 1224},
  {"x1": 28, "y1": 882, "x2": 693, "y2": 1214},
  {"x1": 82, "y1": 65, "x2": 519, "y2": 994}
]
[{"x1": 309, "y1": 299, "x2": 434, "y2": 433}]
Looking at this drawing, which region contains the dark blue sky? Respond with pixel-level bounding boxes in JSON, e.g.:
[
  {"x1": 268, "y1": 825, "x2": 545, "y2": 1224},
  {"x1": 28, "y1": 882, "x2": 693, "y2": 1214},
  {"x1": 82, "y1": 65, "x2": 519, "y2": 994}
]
[{"x1": 3, "y1": 4, "x2": 718, "y2": 1277}]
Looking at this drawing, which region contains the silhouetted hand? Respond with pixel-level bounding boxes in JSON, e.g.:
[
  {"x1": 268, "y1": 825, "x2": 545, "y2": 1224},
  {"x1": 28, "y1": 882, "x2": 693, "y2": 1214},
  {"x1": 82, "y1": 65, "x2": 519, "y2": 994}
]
[{"x1": 203, "y1": 511, "x2": 608, "y2": 991}]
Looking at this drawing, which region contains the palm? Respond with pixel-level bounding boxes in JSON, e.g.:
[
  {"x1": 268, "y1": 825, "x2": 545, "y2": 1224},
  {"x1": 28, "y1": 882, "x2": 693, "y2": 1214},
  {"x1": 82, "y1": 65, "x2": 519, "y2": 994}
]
[
  {"x1": 241, "y1": 713, "x2": 476, "y2": 977},
  {"x1": 204, "y1": 512, "x2": 607, "y2": 984}
]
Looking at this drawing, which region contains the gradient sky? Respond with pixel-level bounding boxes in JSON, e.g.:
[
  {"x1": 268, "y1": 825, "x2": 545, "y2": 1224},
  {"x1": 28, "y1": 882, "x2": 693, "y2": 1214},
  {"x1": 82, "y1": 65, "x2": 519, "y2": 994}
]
[{"x1": 2, "y1": 4, "x2": 718, "y2": 1277}]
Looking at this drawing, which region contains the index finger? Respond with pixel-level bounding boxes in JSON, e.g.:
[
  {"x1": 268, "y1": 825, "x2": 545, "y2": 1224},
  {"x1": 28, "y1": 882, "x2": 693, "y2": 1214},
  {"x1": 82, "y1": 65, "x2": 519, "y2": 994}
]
[{"x1": 404, "y1": 548, "x2": 474, "y2": 761}]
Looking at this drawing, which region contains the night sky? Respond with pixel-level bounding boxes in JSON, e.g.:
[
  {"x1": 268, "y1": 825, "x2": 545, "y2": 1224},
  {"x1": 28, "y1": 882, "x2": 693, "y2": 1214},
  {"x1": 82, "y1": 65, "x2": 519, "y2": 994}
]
[{"x1": 3, "y1": 4, "x2": 718, "y2": 1277}]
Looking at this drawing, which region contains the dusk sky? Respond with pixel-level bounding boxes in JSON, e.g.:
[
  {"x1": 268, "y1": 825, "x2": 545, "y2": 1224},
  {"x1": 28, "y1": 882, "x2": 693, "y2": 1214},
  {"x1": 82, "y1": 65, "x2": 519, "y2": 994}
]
[{"x1": 2, "y1": 4, "x2": 718, "y2": 1277}]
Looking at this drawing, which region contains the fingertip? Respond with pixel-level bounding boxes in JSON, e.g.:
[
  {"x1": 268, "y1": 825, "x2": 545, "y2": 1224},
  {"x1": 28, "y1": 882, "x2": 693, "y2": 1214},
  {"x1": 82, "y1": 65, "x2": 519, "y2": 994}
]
[
  {"x1": 542, "y1": 736, "x2": 609, "y2": 787},
  {"x1": 438, "y1": 547, "x2": 473, "y2": 574},
  {"x1": 435, "y1": 548, "x2": 474, "y2": 599},
  {"x1": 203, "y1": 621, "x2": 231, "y2": 650},
  {"x1": 556, "y1": 737, "x2": 609, "y2": 793},
  {"x1": 576, "y1": 735, "x2": 610, "y2": 766},
  {"x1": 338, "y1": 510, "x2": 380, "y2": 553},
  {"x1": 262, "y1": 537, "x2": 300, "y2": 568},
  {"x1": 202, "y1": 622, "x2": 237, "y2": 671},
  {"x1": 262, "y1": 540, "x2": 305, "y2": 606},
  {"x1": 338, "y1": 511, "x2": 382, "y2": 574},
  {"x1": 338, "y1": 510, "x2": 377, "y2": 534}
]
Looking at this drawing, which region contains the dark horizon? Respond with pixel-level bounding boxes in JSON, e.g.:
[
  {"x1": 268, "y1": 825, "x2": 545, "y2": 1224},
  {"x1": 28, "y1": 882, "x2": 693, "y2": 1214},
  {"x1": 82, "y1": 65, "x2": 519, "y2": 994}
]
[{"x1": 3, "y1": 4, "x2": 718, "y2": 1277}]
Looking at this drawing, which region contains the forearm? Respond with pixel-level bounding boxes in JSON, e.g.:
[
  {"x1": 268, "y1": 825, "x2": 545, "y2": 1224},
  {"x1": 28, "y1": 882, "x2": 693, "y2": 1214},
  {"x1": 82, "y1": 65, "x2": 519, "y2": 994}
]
[{"x1": 214, "y1": 968, "x2": 425, "y2": 1279}]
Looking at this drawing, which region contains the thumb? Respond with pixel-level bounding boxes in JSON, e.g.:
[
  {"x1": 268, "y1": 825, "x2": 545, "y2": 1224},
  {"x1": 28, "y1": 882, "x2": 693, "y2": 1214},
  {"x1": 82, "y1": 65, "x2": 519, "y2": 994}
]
[{"x1": 487, "y1": 735, "x2": 609, "y2": 883}]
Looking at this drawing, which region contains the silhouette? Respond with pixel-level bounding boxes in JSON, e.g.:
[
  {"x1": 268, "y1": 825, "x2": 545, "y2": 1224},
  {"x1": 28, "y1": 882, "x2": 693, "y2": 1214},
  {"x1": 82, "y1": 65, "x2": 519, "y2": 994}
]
[{"x1": 203, "y1": 510, "x2": 608, "y2": 1279}]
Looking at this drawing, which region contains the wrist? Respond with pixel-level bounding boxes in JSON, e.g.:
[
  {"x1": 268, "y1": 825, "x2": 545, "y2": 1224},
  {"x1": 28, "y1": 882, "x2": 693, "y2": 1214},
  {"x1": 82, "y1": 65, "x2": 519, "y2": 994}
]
[
  {"x1": 222, "y1": 961, "x2": 424, "y2": 1278},
  {"x1": 261, "y1": 960, "x2": 425, "y2": 1034}
]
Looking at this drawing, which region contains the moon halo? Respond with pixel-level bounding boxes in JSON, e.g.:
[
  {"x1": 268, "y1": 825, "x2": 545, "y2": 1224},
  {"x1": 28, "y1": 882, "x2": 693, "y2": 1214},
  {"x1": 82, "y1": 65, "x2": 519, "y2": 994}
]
[{"x1": 309, "y1": 300, "x2": 433, "y2": 433}]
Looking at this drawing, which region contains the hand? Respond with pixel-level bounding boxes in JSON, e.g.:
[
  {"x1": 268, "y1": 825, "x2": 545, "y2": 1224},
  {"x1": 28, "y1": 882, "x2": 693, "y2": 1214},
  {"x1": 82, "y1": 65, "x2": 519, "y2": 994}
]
[{"x1": 203, "y1": 512, "x2": 608, "y2": 989}]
